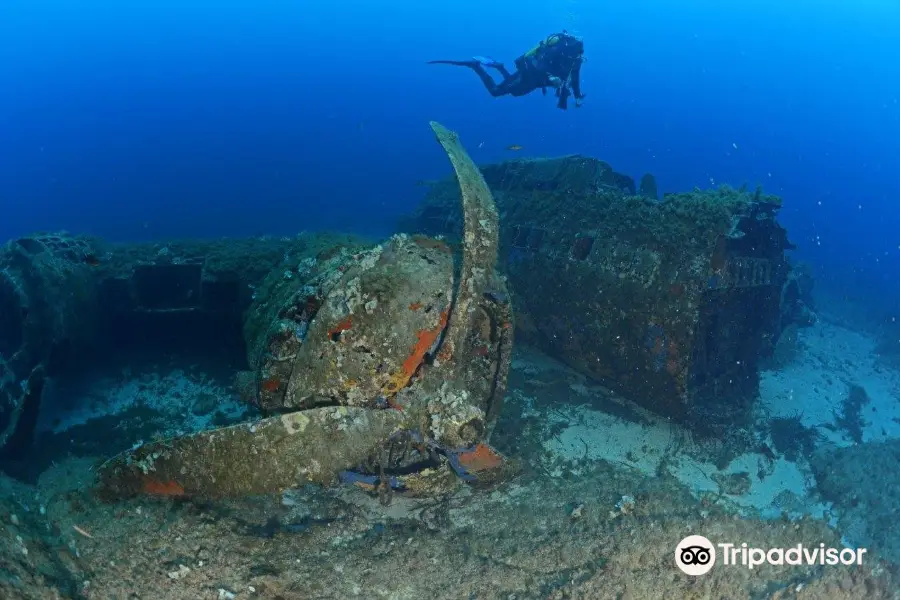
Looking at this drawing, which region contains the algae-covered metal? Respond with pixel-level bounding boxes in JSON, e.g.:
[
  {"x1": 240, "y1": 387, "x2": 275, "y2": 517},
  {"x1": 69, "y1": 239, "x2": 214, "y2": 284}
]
[
  {"x1": 403, "y1": 155, "x2": 806, "y2": 433},
  {"x1": 97, "y1": 121, "x2": 513, "y2": 500},
  {"x1": 0, "y1": 234, "x2": 100, "y2": 457},
  {"x1": 248, "y1": 237, "x2": 456, "y2": 412},
  {"x1": 97, "y1": 407, "x2": 406, "y2": 499},
  {"x1": 0, "y1": 231, "x2": 373, "y2": 458}
]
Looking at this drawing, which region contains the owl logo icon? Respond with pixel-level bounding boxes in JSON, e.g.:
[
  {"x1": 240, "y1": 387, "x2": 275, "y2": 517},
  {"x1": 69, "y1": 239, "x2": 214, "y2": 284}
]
[{"x1": 675, "y1": 535, "x2": 716, "y2": 575}]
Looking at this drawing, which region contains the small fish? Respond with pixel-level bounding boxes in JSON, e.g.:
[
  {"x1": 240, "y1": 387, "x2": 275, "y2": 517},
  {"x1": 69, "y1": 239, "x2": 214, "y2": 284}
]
[
  {"x1": 72, "y1": 525, "x2": 93, "y2": 539},
  {"x1": 507, "y1": 144, "x2": 523, "y2": 151}
]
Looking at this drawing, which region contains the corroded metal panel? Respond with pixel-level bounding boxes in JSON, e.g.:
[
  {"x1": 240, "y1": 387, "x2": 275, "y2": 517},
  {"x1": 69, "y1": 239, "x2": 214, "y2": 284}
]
[{"x1": 403, "y1": 156, "x2": 801, "y2": 433}]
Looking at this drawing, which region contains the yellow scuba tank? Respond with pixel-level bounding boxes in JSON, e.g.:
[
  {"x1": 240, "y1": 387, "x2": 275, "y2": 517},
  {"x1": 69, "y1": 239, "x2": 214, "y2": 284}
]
[{"x1": 523, "y1": 33, "x2": 563, "y2": 59}]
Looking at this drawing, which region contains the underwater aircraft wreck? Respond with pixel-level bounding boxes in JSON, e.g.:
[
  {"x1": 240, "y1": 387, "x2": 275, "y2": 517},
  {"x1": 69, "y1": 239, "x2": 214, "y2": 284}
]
[
  {"x1": 0, "y1": 131, "x2": 813, "y2": 502},
  {"x1": 401, "y1": 155, "x2": 815, "y2": 434},
  {"x1": 0, "y1": 122, "x2": 514, "y2": 501}
]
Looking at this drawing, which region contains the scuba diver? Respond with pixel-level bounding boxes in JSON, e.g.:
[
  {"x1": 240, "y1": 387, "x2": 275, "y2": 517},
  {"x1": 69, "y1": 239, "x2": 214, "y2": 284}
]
[{"x1": 428, "y1": 31, "x2": 585, "y2": 110}]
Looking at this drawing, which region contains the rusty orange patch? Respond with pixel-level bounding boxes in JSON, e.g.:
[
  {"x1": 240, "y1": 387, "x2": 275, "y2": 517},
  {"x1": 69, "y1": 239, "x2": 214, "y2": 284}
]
[
  {"x1": 328, "y1": 316, "x2": 353, "y2": 338},
  {"x1": 456, "y1": 443, "x2": 503, "y2": 472},
  {"x1": 400, "y1": 310, "x2": 448, "y2": 377},
  {"x1": 384, "y1": 310, "x2": 449, "y2": 394},
  {"x1": 261, "y1": 377, "x2": 280, "y2": 393},
  {"x1": 142, "y1": 477, "x2": 186, "y2": 497},
  {"x1": 408, "y1": 302, "x2": 423, "y2": 311}
]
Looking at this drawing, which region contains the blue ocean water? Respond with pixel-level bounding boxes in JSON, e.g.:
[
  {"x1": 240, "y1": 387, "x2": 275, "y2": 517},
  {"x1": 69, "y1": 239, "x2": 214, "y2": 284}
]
[
  {"x1": 2, "y1": 1, "x2": 899, "y2": 298},
  {"x1": 2, "y1": 2, "x2": 900, "y2": 596}
]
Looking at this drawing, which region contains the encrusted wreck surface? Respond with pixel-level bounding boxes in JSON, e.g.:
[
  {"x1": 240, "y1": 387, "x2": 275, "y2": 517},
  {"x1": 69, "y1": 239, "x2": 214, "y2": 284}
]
[
  {"x1": 402, "y1": 155, "x2": 802, "y2": 432},
  {"x1": 0, "y1": 231, "x2": 370, "y2": 458},
  {"x1": 95, "y1": 122, "x2": 513, "y2": 501},
  {"x1": 0, "y1": 235, "x2": 100, "y2": 459}
]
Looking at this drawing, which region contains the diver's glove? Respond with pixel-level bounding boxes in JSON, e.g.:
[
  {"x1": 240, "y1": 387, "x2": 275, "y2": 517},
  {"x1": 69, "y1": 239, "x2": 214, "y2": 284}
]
[{"x1": 575, "y1": 93, "x2": 586, "y2": 108}]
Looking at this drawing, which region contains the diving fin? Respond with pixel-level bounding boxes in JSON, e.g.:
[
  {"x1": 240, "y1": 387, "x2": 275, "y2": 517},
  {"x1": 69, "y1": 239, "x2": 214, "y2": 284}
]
[
  {"x1": 427, "y1": 59, "x2": 479, "y2": 67},
  {"x1": 427, "y1": 57, "x2": 502, "y2": 69},
  {"x1": 472, "y1": 56, "x2": 503, "y2": 68}
]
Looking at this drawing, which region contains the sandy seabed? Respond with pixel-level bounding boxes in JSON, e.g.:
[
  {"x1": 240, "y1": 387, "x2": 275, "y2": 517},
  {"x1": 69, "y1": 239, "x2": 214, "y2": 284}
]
[{"x1": 1, "y1": 318, "x2": 898, "y2": 599}]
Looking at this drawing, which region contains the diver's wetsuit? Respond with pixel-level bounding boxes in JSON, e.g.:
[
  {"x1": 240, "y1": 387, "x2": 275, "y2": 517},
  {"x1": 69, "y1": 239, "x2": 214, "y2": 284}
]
[{"x1": 429, "y1": 32, "x2": 585, "y2": 109}]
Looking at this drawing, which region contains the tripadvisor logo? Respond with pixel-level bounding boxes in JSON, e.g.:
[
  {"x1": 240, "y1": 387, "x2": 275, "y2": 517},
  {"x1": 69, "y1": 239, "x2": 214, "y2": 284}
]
[
  {"x1": 676, "y1": 535, "x2": 716, "y2": 575},
  {"x1": 675, "y1": 535, "x2": 867, "y2": 576}
]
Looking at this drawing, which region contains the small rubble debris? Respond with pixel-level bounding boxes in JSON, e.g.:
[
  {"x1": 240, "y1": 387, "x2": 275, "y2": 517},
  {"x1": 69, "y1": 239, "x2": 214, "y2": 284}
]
[
  {"x1": 167, "y1": 564, "x2": 191, "y2": 580},
  {"x1": 610, "y1": 494, "x2": 636, "y2": 518},
  {"x1": 570, "y1": 503, "x2": 585, "y2": 520}
]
